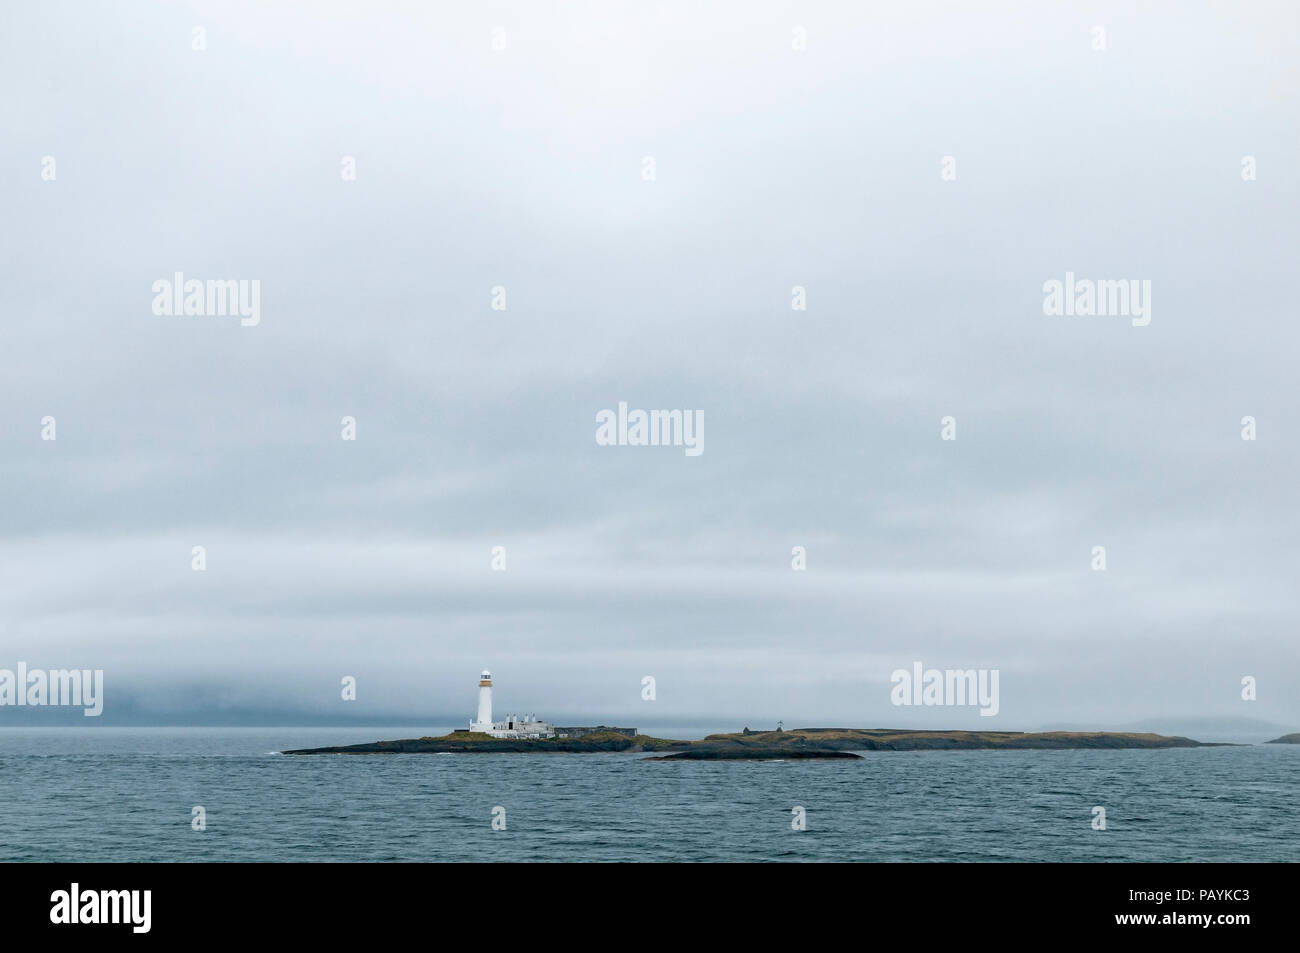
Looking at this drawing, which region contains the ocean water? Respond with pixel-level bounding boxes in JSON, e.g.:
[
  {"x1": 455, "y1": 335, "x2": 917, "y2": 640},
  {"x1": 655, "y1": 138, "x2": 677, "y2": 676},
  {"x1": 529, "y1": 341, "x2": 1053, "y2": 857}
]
[{"x1": 2, "y1": 727, "x2": 1296, "y2": 862}]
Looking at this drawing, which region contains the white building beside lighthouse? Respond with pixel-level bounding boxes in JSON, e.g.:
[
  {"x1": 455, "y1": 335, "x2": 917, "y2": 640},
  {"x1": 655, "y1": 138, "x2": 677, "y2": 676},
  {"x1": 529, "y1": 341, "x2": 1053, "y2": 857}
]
[{"x1": 468, "y1": 669, "x2": 555, "y2": 739}]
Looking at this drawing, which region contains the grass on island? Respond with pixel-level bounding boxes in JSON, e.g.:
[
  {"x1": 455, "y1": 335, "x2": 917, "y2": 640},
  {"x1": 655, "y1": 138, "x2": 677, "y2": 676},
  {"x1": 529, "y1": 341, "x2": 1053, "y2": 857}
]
[
  {"x1": 413, "y1": 729, "x2": 681, "y2": 747},
  {"x1": 406, "y1": 727, "x2": 1190, "y2": 750},
  {"x1": 704, "y1": 728, "x2": 1182, "y2": 744}
]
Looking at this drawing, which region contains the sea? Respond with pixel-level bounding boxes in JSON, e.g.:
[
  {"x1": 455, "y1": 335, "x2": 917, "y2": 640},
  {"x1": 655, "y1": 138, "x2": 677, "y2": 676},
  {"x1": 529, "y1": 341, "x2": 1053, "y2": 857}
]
[{"x1": 2, "y1": 727, "x2": 1296, "y2": 862}]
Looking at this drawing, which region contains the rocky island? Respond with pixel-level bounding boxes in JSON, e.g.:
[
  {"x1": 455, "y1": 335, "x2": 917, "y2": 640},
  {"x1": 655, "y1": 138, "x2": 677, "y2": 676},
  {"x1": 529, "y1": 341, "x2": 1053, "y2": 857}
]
[
  {"x1": 282, "y1": 727, "x2": 1222, "y2": 759},
  {"x1": 1265, "y1": 733, "x2": 1300, "y2": 744}
]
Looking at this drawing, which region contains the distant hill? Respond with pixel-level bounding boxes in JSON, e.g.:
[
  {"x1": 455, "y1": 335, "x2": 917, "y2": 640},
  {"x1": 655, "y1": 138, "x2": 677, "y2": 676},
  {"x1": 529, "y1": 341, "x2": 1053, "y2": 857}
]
[{"x1": 1040, "y1": 716, "x2": 1294, "y2": 745}]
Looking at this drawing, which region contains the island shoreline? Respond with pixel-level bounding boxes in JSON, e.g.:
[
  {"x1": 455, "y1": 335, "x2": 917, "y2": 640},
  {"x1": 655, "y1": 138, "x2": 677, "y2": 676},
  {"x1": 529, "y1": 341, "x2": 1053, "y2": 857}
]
[{"x1": 282, "y1": 727, "x2": 1239, "y2": 758}]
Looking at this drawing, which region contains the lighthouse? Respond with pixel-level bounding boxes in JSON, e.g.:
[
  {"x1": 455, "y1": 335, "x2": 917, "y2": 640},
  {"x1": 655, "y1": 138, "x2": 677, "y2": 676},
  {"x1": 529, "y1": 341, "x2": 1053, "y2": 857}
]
[
  {"x1": 465, "y1": 669, "x2": 557, "y2": 738},
  {"x1": 470, "y1": 670, "x2": 493, "y2": 732}
]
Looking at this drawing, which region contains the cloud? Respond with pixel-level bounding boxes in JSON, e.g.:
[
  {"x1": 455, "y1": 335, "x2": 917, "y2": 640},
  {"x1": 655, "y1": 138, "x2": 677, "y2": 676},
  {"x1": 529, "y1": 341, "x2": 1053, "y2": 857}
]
[{"x1": 1, "y1": 0, "x2": 1296, "y2": 729}]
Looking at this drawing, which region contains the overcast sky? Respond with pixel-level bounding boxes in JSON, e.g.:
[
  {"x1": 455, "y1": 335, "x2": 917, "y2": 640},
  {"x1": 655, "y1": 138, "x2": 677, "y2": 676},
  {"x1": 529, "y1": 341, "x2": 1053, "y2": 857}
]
[{"x1": 2, "y1": 1, "x2": 1297, "y2": 733}]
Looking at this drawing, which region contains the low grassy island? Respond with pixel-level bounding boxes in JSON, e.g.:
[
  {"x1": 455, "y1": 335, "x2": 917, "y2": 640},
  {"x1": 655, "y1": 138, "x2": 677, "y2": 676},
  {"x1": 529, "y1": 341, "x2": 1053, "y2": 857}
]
[
  {"x1": 282, "y1": 730, "x2": 682, "y2": 755},
  {"x1": 282, "y1": 727, "x2": 1219, "y2": 758}
]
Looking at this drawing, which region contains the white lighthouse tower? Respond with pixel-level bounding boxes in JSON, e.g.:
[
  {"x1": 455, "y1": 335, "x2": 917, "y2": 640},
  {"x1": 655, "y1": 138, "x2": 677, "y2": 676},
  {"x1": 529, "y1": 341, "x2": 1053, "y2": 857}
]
[{"x1": 470, "y1": 669, "x2": 493, "y2": 732}]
